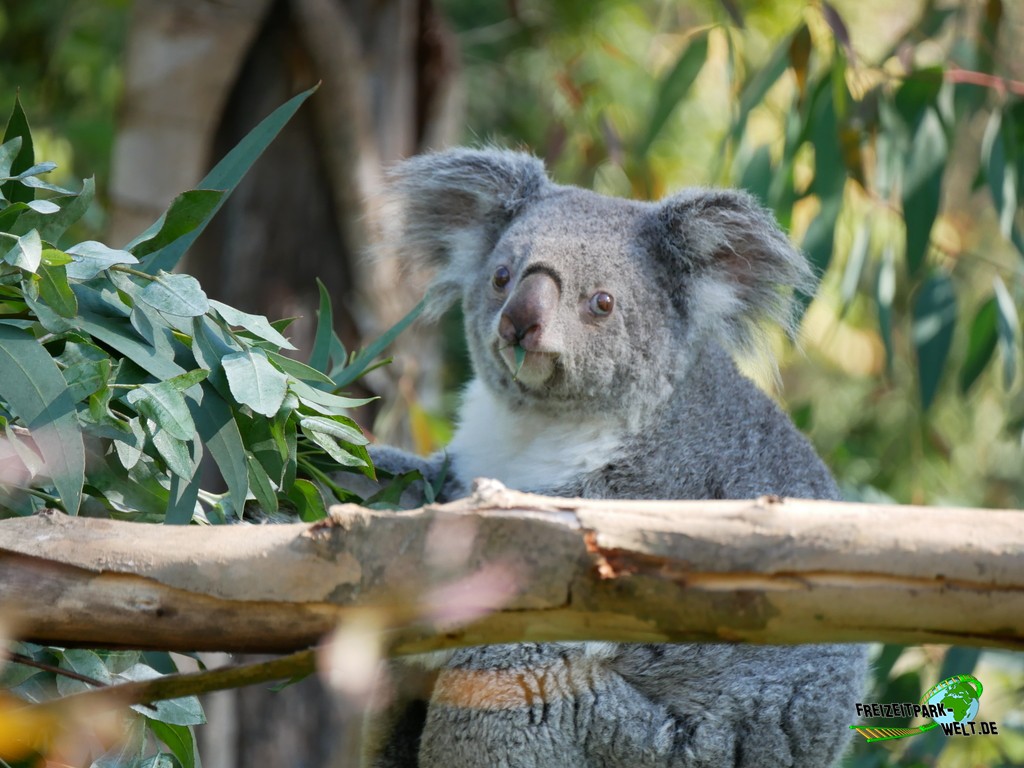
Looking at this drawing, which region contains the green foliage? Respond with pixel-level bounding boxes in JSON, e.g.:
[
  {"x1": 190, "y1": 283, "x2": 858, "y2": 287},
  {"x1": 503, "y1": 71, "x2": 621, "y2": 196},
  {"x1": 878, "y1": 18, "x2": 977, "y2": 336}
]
[
  {"x1": 0, "y1": 88, "x2": 423, "y2": 762},
  {"x1": 0, "y1": 87, "x2": 411, "y2": 525}
]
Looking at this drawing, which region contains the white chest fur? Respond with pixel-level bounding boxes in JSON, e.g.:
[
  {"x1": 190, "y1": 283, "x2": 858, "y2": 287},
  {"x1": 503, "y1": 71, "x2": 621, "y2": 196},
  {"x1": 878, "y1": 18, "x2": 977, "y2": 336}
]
[{"x1": 446, "y1": 379, "x2": 625, "y2": 493}]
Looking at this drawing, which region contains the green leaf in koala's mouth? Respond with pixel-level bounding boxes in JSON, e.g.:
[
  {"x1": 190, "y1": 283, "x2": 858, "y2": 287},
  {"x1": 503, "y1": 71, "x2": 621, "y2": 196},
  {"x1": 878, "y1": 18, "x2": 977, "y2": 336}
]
[{"x1": 513, "y1": 345, "x2": 527, "y2": 380}]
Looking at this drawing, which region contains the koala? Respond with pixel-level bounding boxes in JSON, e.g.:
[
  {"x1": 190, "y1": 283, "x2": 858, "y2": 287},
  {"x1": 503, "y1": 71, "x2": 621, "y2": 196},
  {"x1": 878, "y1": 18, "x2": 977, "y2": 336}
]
[{"x1": 363, "y1": 148, "x2": 868, "y2": 768}]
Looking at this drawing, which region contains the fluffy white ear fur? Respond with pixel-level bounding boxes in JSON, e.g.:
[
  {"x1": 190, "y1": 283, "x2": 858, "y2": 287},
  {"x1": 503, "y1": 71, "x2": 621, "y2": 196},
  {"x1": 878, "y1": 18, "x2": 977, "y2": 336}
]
[
  {"x1": 380, "y1": 148, "x2": 548, "y2": 319},
  {"x1": 656, "y1": 188, "x2": 816, "y2": 359}
]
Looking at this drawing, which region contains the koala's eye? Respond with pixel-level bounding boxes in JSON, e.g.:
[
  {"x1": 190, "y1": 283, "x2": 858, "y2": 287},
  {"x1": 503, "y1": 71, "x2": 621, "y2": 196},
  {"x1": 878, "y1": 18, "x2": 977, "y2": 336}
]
[
  {"x1": 589, "y1": 291, "x2": 614, "y2": 316},
  {"x1": 492, "y1": 265, "x2": 511, "y2": 290}
]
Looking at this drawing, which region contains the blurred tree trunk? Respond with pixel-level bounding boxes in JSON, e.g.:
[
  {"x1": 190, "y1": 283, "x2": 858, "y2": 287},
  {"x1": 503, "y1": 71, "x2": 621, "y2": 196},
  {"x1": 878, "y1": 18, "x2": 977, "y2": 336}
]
[{"x1": 107, "y1": 0, "x2": 459, "y2": 765}]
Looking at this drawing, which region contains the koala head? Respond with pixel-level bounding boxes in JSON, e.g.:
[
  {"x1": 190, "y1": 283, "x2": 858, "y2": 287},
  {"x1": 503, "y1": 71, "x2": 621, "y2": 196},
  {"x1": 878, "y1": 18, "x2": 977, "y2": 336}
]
[{"x1": 382, "y1": 149, "x2": 813, "y2": 417}]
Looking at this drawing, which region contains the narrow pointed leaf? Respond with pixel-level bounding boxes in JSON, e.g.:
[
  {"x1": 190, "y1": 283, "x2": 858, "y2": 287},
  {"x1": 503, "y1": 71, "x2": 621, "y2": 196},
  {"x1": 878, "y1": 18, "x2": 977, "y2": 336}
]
[
  {"x1": 876, "y1": 246, "x2": 896, "y2": 374},
  {"x1": 993, "y1": 275, "x2": 1019, "y2": 389},
  {"x1": 2, "y1": 97, "x2": 34, "y2": 204},
  {"x1": 210, "y1": 299, "x2": 295, "y2": 350},
  {"x1": 127, "y1": 189, "x2": 225, "y2": 256},
  {"x1": 301, "y1": 424, "x2": 367, "y2": 469},
  {"x1": 140, "y1": 84, "x2": 318, "y2": 274},
  {"x1": 309, "y1": 278, "x2": 333, "y2": 373},
  {"x1": 246, "y1": 452, "x2": 278, "y2": 516},
  {"x1": 26, "y1": 199, "x2": 59, "y2": 214},
  {"x1": 902, "y1": 108, "x2": 947, "y2": 274},
  {"x1": 912, "y1": 273, "x2": 957, "y2": 410},
  {"x1": 189, "y1": 387, "x2": 248, "y2": 515},
  {"x1": 0, "y1": 324, "x2": 84, "y2": 514},
  {"x1": 959, "y1": 298, "x2": 998, "y2": 394},
  {"x1": 298, "y1": 415, "x2": 368, "y2": 446},
  {"x1": 332, "y1": 296, "x2": 427, "y2": 388},
  {"x1": 637, "y1": 30, "x2": 709, "y2": 156}
]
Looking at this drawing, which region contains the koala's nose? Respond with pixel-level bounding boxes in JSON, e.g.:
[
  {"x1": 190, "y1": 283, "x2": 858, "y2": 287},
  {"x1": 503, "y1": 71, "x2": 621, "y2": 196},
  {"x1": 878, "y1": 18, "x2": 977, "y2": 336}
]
[{"x1": 499, "y1": 271, "x2": 560, "y2": 350}]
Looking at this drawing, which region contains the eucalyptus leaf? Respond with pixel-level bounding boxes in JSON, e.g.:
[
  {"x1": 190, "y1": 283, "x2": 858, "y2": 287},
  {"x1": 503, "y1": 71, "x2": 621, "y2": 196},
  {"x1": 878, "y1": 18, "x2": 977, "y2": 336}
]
[
  {"x1": 3, "y1": 228, "x2": 42, "y2": 272},
  {"x1": 140, "y1": 84, "x2": 319, "y2": 274},
  {"x1": 138, "y1": 272, "x2": 209, "y2": 318},
  {"x1": 0, "y1": 324, "x2": 85, "y2": 514},
  {"x1": 26, "y1": 199, "x2": 59, "y2": 214},
  {"x1": 66, "y1": 240, "x2": 138, "y2": 280},
  {"x1": 286, "y1": 478, "x2": 327, "y2": 522},
  {"x1": 298, "y1": 415, "x2": 368, "y2": 446},
  {"x1": 959, "y1": 298, "x2": 998, "y2": 394},
  {"x1": 150, "y1": 426, "x2": 196, "y2": 480},
  {"x1": 993, "y1": 275, "x2": 1019, "y2": 389},
  {"x1": 637, "y1": 29, "x2": 709, "y2": 156},
  {"x1": 189, "y1": 387, "x2": 249, "y2": 516},
  {"x1": 0, "y1": 136, "x2": 21, "y2": 179},
  {"x1": 37, "y1": 264, "x2": 78, "y2": 317},
  {"x1": 120, "y1": 664, "x2": 205, "y2": 725},
  {"x1": 126, "y1": 381, "x2": 196, "y2": 441},
  {"x1": 912, "y1": 273, "x2": 957, "y2": 410},
  {"x1": 222, "y1": 348, "x2": 289, "y2": 417},
  {"x1": 301, "y1": 424, "x2": 368, "y2": 469},
  {"x1": 309, "y1": 278, "x2": 333, "y2": 373},
  {"x1": 902, "y1": 108, "x2": 947, "y2": 274},
  {"x1": 128, "y1": 189, "x2": 225, "y2": 257},
  {"x1": 246, "y1": 451, "x2": 278, "y2": 515},
  {"x1": 1, "y1": 97, "x2": 33, "y2": 204},
  {"x1": 146, "y1": 719, "x2": 198, "y2": 768},
  {"x1": 211, "y1": 299, "x2": 296, "y2": 350}
]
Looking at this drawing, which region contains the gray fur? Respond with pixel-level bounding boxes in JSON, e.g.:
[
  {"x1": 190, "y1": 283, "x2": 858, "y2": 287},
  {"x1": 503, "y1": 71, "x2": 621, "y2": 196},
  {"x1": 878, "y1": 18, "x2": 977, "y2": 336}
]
[{"x1": 365, "y1": 148, "x2": 867, "y2": 767}]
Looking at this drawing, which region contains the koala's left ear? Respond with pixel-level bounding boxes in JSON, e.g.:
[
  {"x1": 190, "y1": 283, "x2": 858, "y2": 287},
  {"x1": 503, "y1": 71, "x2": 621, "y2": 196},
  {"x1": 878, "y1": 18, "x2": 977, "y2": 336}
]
[{"x1": 654, "y1": 189, "x2": 815, "y2": 354}]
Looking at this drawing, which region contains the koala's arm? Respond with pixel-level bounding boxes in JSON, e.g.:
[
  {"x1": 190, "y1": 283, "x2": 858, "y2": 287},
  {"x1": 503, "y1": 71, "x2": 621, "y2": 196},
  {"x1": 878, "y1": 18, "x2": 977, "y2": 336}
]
[{"x1": 353, "y1": 445, "x2": 466, "y2": 506}]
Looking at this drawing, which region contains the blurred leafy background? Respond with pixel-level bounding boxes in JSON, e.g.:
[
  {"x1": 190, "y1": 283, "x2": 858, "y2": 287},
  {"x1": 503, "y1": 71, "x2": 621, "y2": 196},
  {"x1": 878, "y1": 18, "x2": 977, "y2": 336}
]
[{"x1": 1, "y1": 0, "x2": 1022, "y2": 766}]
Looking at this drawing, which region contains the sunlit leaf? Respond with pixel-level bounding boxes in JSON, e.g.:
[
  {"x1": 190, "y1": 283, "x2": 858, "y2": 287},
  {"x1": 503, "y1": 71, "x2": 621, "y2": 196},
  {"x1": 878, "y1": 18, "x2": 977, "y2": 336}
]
[{"x1": 127, "y1": 189, "x2": 225, "y2": 256}]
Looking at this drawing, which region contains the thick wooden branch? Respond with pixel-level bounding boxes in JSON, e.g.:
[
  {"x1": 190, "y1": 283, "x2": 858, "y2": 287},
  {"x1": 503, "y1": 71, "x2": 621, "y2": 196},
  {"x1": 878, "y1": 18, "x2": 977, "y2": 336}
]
[{"x1": 1, "y1": 483, "x2": 1021, "y2": 653}]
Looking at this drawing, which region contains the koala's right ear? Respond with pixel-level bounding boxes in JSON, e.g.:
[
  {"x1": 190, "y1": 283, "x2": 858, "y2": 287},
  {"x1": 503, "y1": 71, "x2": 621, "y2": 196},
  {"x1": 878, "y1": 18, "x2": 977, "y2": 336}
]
[{"x1": 381, "y1": 148, "x2": 548, "y2": 317}]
